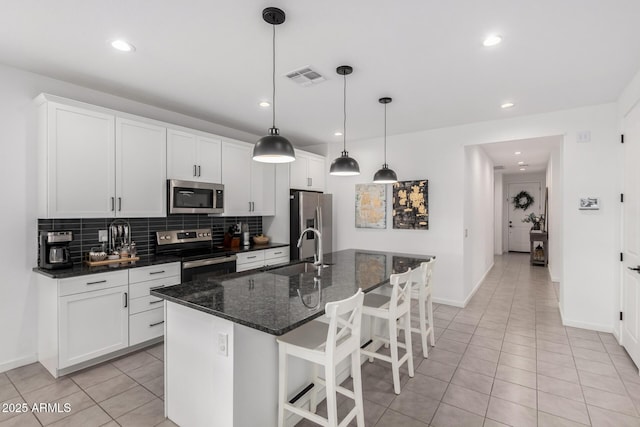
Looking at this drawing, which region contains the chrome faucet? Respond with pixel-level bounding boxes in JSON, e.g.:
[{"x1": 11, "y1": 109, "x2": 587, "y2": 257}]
[{"x1": 297, "y1": 227, "x2": 323, "y2": 267}]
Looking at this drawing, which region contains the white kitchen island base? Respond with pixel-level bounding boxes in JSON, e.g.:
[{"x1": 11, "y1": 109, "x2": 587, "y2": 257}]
[{"x1": 165, "y1": 301, "x2": 353, "y2": 427}]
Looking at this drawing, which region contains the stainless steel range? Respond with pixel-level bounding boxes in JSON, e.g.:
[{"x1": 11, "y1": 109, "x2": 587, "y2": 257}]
[{"x1": 155, "y1": 228, "x2": 236, "y2": 282}]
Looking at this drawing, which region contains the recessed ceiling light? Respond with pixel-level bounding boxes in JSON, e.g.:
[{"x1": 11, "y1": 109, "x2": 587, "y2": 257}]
[
  {"x1": 501, "y1": 102, "x2": 515, "y2": 109},
  {"x1": 258, "y1": 101, "x2": 271, "y2": 108},
  {"x1": 520, "y1": 167, "x2": 526, "y2": 171},
  {"x1": 334, "y1": 131, "x2": 343, "y2": 136},
  {"x1": 111, "y1": 39, "x2": 135, "y2": 52},
  {"x1": 515, "y1": 151, "x2": 521, "y2": 155},
  {"x1": 518, "y1": 161, "x2": 524, "y2": 165},
  {"x1": 483, "y1": 34, "x2": 502, "y2": 47}
]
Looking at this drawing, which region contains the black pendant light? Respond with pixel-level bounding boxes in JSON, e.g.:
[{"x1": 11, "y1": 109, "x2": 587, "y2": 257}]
[
  {"x1": 373, "y1": 97, "x2": 398, "y2": 184},
  {"x1": 329, "y1": 65, "x2": 360, "y2": 176},
  {"x1": 253, "y1": 7, "x2": 295, "y2": 163}
]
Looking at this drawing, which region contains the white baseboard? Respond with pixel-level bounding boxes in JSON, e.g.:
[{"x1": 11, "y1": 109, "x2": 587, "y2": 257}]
[
  {"x1": 462, "y1": 263, "x2": 494, "y2": 308},
  {"x1": 559, "y1": 305, "x2": 613, "y2": 333},
  {"x1": 432, "y1": 297, "x2": 465, "y2": 308},
  {"x1": 0, "y1": 354, "x2": 38, "y2": 374}
]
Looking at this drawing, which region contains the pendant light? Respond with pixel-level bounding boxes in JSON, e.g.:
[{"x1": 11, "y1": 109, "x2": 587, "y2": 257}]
[
  {"x1": 373, "y1": 97, "x2": 398, "y2": 183},
  {"x1": 253, "y1": 7, "x2": 295, "y2": 163},
  {"x1": 329, "y1": 65, "x2": 360, "y2": 176}
]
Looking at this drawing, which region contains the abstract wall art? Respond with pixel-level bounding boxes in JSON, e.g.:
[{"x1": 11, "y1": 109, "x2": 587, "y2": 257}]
[
  {"x1": 392, "y1": 180, "x2": 429, "y2": 230},
  {"x1": 355, "y1": 183, "x2": 387, "y2": 229}
]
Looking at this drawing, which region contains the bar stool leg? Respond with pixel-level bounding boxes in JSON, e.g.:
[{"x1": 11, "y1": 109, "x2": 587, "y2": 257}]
[
  {"x1": 368, "y1": 317, "x2": 376, "y2": 362},
  {"x1": 351, "y1": 350, "x2": 365, "y2": 427},
  {"x1": 310, "y1": 362, "x2": 319, "y2": 413},
  {"x1": 427, "y1": 294, "x2": 435, "y2": 347},
  {"x1": 404, "y1": 310, "x2": 414, "y2": 377},
  {"x1": 325, "y1": 363, "x2": 338, "y2": 427},
  {"x1": 388, "y1": 317, "x2": 401, "y2": 394},
  {"x1": 278, "y1": 348, "x2": 287, "y2": 427},
  {"x1": 418, "y1": 295, "x2": 428, "y2": 358}
]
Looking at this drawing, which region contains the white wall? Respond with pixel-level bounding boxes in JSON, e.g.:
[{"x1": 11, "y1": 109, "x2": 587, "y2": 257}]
[
  {"x1": 494, "y1": 173, "x2": 504, "y2": 254},
  {"x1": 463, "y1": 146, "x2": 495, "y2": 301},
  {"x1": 328, "y1": 102, "x2": 620, "y2": 331},
  {"x1": 546, "y1": 143, "x2": 563, "y2": 283},
  {"x1": 0, "y1": 63, "x2": 261, "y2": 372}
]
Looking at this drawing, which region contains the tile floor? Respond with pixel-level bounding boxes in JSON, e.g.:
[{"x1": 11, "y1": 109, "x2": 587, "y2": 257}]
[
  {"x1": 1, "y1": 253, "x2": 639, "y2": 426},
  {"x1": 0, "y1": 343, "x2": 173, "y2": 426},
  {"x1": 298, "y1": 253, "x2": 640, "y2": 427}
]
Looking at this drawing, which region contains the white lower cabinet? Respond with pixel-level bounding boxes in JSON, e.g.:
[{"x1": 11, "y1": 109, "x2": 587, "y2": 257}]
[
  {"x1": 236, "y1": 247, "x2": 290, "y2": 272},
  {"x1": 37, "y1": 262, "x2": 180, "y2": 377},
  {"x1": 59, "y1": 285, "x2": 129, "y2": 369}
]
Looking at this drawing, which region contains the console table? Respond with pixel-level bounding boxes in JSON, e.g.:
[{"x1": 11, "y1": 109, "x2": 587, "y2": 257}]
[{"x1": 530, "y1": 231, "x2": 548, "y2": 266}]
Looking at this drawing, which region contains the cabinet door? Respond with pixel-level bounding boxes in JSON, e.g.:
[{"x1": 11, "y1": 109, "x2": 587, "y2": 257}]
[
  {"x1": 250, "y1": 161, "x2": 275, "y2": 215},
  {"x1": 59, "y1": 285, "x2": 128, "y2": 368},
  {"x1": 197, "y1": 136, "x2": 222, "y2": 183},
  {"x1": 115, "y1": 118, "x2": 167, "y2": 217},
  {"x1": 221, "y1": 141, "x2": 251, "y2": 215},
  {"x1": 167, "y1": 129, "x2": 198, "y2": 181},
  {"x1": 307, "y1": 156, "x2": 325, "y2": 191},
  {"x1": 47, "y1": 103, "x2": 115, "y2": 218},
  {"x1": 289, "y1": 154, "x2": 308, "y2": 190}
]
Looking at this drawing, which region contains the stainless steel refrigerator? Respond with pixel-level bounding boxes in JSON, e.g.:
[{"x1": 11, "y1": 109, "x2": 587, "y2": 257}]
[{"x1": 290, "y1": 190, "x2": 333, "y2": 261}]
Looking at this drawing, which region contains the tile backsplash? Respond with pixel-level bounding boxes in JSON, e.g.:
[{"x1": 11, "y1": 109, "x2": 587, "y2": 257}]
[{"x1": 38, "y1": 215, "x2": 263, "y2": 264}]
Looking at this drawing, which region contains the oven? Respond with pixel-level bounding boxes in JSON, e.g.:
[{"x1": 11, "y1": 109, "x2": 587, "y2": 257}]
[{"x1": 181, "y1": 254, "x2": 237, "y2": 283}]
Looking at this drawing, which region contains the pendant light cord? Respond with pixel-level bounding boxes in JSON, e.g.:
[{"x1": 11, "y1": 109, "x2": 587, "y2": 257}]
[
  {"x1": 383, "y1": 103, "x2": 387, "y2": 164},
  {"x1": 272, "y1": 24, "x2": 276, "y2": 129},
  {"x1": 343, "y1": 72, "x2": 347, "y2": 152}
]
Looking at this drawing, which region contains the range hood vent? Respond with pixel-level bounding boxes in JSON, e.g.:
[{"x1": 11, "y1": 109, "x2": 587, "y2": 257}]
[{"x1": 285, "y1": 66, "x2": 326, "y2": 87}]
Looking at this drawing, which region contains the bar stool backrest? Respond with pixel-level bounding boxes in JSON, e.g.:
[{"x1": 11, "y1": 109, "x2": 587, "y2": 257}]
[
  {"x1": 411, "y1": 258, "x2": 435, "y2": 298},
  {"x1": 388, "y1": 268, "x2": 413, "y2": 319},
  {"x1": 324, "y1": 289, "x2": 364, "y2": 361}
]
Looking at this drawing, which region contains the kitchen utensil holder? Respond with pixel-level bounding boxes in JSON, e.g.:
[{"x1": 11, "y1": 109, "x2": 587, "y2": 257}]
[{"x1": 108, "y1": 219, "x2": 132, "y2": 253}]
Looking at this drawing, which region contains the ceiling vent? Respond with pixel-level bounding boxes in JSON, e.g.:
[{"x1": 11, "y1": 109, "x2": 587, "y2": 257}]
[
  {"x1": 494, "y1": 165, "x2": 505, "y2": 170},
  {"x1": 285, "y1": 66, "x2": 326, "y2": 87}
]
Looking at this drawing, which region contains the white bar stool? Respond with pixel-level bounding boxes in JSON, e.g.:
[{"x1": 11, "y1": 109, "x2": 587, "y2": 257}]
[
  {"x1": 276, "y1": 289, "x2": 365, "y2": 427},
  {"x1": 410, "y1": 259, "x2": 436, "y2": 358},
  {"x1": 361, "y1": 269, "x2": 414, "y2": 394}
]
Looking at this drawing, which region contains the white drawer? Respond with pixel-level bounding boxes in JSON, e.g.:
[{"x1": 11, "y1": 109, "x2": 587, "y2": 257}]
[
  {"x1": 265, "y1": 256, "x2": 289, "y2": 267},
  {"x1": 130, "y1": 307, "x2": 164, "y2": 346},
  {"x1": 59, "y1": 271, "x2": 128, "y2": 297},
  {"x1": 129, "y1": 263, "x2": 180, "y2": 284},
  {"x1": 264, "y1": 247, "x2": 289, "y2": 260},
  {"x1": 236, "y1": 250, "x2": 264, "y2": 265},
  {"x1": 129, "y1": 275, "x2": 179, "y2": 300},
  {"x1": 129, "y1": 295, "x2": 164, "y2": 315},
  {"x1": 236, "y1": 260, "x2": 265, "y2": 273}
]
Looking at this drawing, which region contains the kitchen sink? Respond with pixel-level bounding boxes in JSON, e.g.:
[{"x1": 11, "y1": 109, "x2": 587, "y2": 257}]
[{"x1": 269, "y1": 262, "x2": 331, "y2": 276}]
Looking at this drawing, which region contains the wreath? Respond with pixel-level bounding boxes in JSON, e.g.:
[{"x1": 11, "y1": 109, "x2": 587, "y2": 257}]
[{"x1": 512, "y1": 191, "x2": 534, "y2": 210}]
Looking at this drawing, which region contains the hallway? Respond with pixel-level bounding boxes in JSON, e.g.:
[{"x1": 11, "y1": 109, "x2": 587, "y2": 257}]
[{"x1": 325, "y1": 253, "x2": 640, "y2": 426}]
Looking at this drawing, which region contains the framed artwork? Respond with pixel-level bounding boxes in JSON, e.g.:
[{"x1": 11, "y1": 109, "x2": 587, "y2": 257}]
[
  {"x1": 392, "y1": 180, "x2": 429, "y2": 230},
  {"x1": 355, "y1": 184, "x2": 387, "y2": 229},
  {"x1": 579, "y1": 197, "x2": 600, "y2": 210}
]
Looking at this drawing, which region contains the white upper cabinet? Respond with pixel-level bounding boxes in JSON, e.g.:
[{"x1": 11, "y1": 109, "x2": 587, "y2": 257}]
[
  {"x1": 37, "y1": 95, "x2": 168, "y2": 218},
  {"x1": 167, "y1": 128, "x2": 221, "y2": 183},
  {"x1": 39, "y1": 102, "x2": 116, "y2": 218},
  {"x1": 290, "y1": 150, "x2": 325, "y2": 192},
  {"x1": 115, "y1": 118, "x2": 167, "y2": 217},
  {"x1": 221, "y1": 140, "x2": 275, "y2": 216}
]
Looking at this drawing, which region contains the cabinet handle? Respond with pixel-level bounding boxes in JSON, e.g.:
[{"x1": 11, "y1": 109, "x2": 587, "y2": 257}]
[
  {"x1": 198, "y1": 165, "x2": 201, "y2": 177},
  {"x1": 249, "y1": 201, "x2": 252, "y2": 212},
  {"x1": 123, "y1": 292, "x2": 128, "y2": 308},
  {"x1": 309, "y1": 177, "x2": 313, "y2": 186},
  {"x1": 247, "y1": 255, "x2": 257, "y2": 259},
  {"x1": 111, "y1": 197, "x2": 115, "y2": 211},
  {"x1": 274, "y1": 251, "x2": 282, "y2": 255},
  {"x1": 86, "y1": 279, "x2": 107, "y2": 285},
  {"x1": 251, "y1": 201, "x2": 255, "y2": 212},
  {"x1": 118, "y1": 197, "x2": 122, "y2": 211},
  {"x1": 149, "y1": 299, "x2": 164, "y2": 305},
  {"x1": 194, "y1": 165, "x2": 197, "y2": 177},
  {"x1": 149, "y1": 270, "x2": 165, "y2": 275},
  {"x1": 149, "y1": 320, "x2": 165, "y2": 327}
]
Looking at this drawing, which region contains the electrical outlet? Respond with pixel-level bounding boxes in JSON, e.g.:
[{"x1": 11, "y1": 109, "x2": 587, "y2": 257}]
[
  {"x1": 217, "y1": 332, "x2": 228, "y2": 356},
  {"x1": 98, "y1": 230, "x2": 108, "y2": 242}
]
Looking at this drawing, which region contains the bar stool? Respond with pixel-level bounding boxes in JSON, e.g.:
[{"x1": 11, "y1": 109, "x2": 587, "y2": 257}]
[
  {"x1": 276, "y1": 289, "x2": 365, "y2": 427},
  {"x1": 410, "y1": 259, "x2": 436, "y2": 358},
  {"x1": 361, "y1": 269, "x2": 414, "y2": 394}
]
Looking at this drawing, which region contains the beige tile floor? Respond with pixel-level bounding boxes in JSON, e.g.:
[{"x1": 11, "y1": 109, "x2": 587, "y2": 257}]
[
  {"x1": 2, "y1": 253, "x2": 639, "y2": 426},
  {"x1": 297, "y1": 253, "x2": 640, "y2": 427}
]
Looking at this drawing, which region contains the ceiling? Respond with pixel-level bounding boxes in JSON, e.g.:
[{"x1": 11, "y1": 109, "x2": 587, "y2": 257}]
[
  {"x1": 2, "y1": 1, "x2": 639, "y2": 148},
  {"x1": 481, "y1": 135, "x2": 562, "y2": 174}
]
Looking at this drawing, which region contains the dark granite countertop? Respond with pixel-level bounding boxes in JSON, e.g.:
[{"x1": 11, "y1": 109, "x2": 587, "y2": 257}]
[
  {"x1": 32, "y1": 242, "x2": 289, "y2": 279},
  {"x1": 151, "y1": 249, "x2": 433, "y2": 335}
]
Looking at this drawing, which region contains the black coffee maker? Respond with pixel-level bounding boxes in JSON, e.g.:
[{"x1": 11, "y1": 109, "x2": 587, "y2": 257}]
[{"x1": 39, "y1": 231, "x2": 73, "y2": 270}]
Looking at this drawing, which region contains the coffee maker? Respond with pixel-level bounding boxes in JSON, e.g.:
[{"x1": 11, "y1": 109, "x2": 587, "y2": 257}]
[{"x1": 39, "y1": 231, "x2": 73, "y2": 270}]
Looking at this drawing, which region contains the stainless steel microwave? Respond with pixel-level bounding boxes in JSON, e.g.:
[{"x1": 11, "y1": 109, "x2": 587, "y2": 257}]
[{"x1": 168, "y1": 180, "x2": 224, "y2": 214}]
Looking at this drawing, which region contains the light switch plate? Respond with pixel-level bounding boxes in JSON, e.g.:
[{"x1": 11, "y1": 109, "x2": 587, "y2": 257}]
[{"x1": 217, "y1": 332, "x2": 228, "y2": 356}]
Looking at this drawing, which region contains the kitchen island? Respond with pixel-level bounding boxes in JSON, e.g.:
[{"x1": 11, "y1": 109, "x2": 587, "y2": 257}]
[{"x1": 152, "y1": 249, "x2": 431, "y2": 427}]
